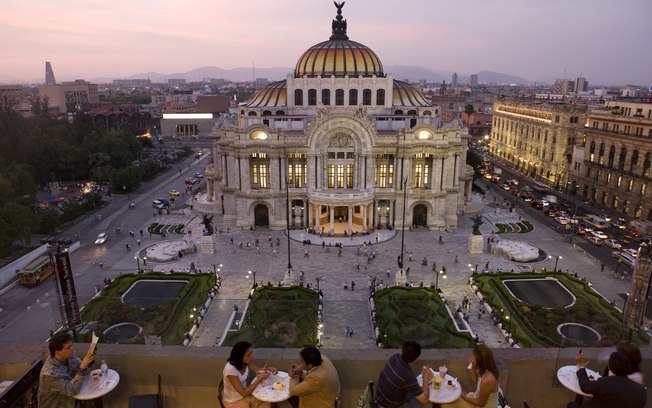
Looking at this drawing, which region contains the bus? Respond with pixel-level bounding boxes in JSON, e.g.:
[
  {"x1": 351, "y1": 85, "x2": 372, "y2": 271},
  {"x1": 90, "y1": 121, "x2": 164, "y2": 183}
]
[
  {"x1": 583, "y1": 214, "x2": 610, "y2": 229},
  {"x1": 16, "y1": 255, "x2": 54, "y2": 286}
]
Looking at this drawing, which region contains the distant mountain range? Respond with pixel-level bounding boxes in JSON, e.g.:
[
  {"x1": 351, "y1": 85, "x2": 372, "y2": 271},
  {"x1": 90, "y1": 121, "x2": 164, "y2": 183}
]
[{"x1": 118, "y1": 65, "x2": 532, "y2": 85}]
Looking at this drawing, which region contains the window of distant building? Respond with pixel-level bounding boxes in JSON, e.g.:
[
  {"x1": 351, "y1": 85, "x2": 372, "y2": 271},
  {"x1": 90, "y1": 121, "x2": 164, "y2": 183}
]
[
  {"x1": 362, "y1": 89, "x2": 372, "y2": 106},
  {"x1": 294, "y1": 89, "x2": 303, "y2": 106},
  {"x1": 412, "y1": 153, "x2": 432, "y2": 189},
  {"x1": 607, "y1": 145, "x2": 615, "y2": 168},
  {"x1": 287, "y1": 153, "x2": 307, "y2": 188},
  {"x1": 376, "y1": 89, "x2": 385, "y2": 106},
  {"x1": 250, "y1": 153, "x2": 270, "y2": 189},
  {"x1": 644, "y1": 153, "x2": 651, "y2": 177},
  {"x1": 589, "y1": 141, "x2": 596, "y2": 162},
  {"x1": 349, "y1": 89, "x2": 358, "y2": 105},
  {"x1": 322, "y1": 89, "x2": 330, "y2": 105},
  {"x1": 619, "y1": 147, "x2": 627, "y2": 171},
  {"x1": 326, "y1": 146, "x2": 354, "y2": 189},
  {"x1": 375, "y1": 154, "x2": 394, "y2": 188},
  {"x1": 308, "y1": 89, "x2": 317, "y2": 106},
  {"x1": 631, "y1": 149, "x2": 639, "y2": 172},
  {"x1": 335, "y1": 89, "x2": 344, "y2": 106},
  {"x1": 598, "y1": 143, "x2": 605, "y2": 165}
]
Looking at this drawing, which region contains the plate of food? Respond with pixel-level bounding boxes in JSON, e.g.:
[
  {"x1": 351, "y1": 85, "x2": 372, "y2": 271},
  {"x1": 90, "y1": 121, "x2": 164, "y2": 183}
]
[{"x1": 273, "y1": 381, "x2": 285, "y2": 390}]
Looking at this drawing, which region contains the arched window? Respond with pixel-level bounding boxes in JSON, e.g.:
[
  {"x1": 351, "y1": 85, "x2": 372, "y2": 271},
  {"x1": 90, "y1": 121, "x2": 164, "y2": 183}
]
[
  {"x1": 644, "y1": 153, "x2": 651, "y2": 177},
  {"x1": 321, "y1": 89, "x2": 330, "y2": 105},
  {"x1": 276, "y1": 110, "x2": 285, "y2": 115},
  {"x1": 631, "y1": 149, "x2": 639, "y2": 172},
  {"x1": 294, "y1": 89, "x2": 303, "y2": 106},
  {"x1": 308, "y1": 89, "x2": 317, "y2": 106},
  {"x1": 589, "y1": 141, "x2": 595, "y2": 154},
  {"x1": 335, "y1": 89, "x2": 344, "y2": 106},
  {"x1": 394, "y1": 110, "x2": 404, "y2": 115},
  {"x1": 423, "y1": 111, "x2": 431, "y2": 116},
  {"x1": 407, "y1": 110, "x2": 417, "y2": 115},
  {"x1": 376, "y1": 89, "x2": 385, "y2": 105},
  {"x1": 262, "y1": 110, "x2": 272, "y2": 116},
  {"x1": 607, "y1": 145, "x2": 615, "y2": 168},
  {"x1": 349, "y1": 89, "x2": 358, "y2": 105},
  {"x1": 247, "y1": 111, "x2": 257, "y2": 116},
  {"x1": 618, "y1": 147, "x2": 627, "y2": 171},
  {"x1": 362, "y1": 89, "x2": 372, "y2": 106}
]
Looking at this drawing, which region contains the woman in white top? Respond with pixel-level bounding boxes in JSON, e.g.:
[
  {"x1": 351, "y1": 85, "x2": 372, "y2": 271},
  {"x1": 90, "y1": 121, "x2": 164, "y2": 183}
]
[
  {"x1": 443, "y1": 344, "x2": 499, "y2": 408},
  {"x1": 603, "y1": 340, "x2": 644, "y2": 385},
  {"x1": 222, "y1": 341, "x2": 277, "y2": 408}
]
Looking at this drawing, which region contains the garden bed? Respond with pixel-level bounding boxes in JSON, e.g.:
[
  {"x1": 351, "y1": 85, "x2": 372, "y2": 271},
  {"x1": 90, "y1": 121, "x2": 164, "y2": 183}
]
[
  {"x1": 374, "y1": 287, "x2": 474, "y2": 349},
  {"x1": 148, "y1": 222, "x2": 185, "y2": 235}
]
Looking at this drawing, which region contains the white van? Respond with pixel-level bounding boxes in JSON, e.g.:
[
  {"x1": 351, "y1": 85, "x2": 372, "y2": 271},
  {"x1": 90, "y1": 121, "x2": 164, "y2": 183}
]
[
  {"x1": 152, "y1": 200, "x2": 165, "y2": 209},
  {"x1": 617, "y1": 252, "x2": 636, "y2": 268}
]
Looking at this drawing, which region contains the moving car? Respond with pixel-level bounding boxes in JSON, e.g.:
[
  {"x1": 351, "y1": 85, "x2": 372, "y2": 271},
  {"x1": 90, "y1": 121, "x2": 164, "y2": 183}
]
[
  {"x1": 604, "y1": 239, "x2": 622, "y2": 249},
  {"x1": 555, "y1": 216, "x2": 570, "y2": 225},
  {"x1": 590, "y1": 230, "x2": 608, "y2": 240},
  {"x1": 185, "y1": 177, "x2": 199, "y2": 185},
  {"x1": 194, "y1": 173, "x2": 204, "y2": 179},
  {"x1": 623, "y1": 248, "x2": 639, "y2": 258},
  {"x1": 94, "y1": 232, "x2": 108, "y2": 245},
  {"x1": 587, "y1": 236, "x2": 603, "y2": 246},
  {"x1": 169, "y1": 190, "x2": 181, "y2": 196}
]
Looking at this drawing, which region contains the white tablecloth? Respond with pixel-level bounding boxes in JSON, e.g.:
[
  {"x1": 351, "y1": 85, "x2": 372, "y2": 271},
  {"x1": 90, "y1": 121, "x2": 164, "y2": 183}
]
[
  {"x1": 252, "y1": 371, "x2": 290, "y2": 403},
  {"x1": 75, "y1": 369, "x2": 120, "y2": 400},
  {"x1": 557, "y1": 365, "x2": 600, "y2": 397},
  {"x1": 417, "y1": 370, "x2": 462, "y2": 404}
]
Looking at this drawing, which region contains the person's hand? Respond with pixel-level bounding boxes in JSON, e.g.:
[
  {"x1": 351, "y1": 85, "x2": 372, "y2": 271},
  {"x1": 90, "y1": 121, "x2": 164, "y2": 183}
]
[
  {"x1": 80, "y1": 351, "x2": 96, "y2": 370},
  {"x1": 422, "y1": 366, "x2": 433, "y2": 382},
  {"x1": 575, "y1": 352, "x2": 587, "y2": 369},
  {"x1": 467, "y1": 356, "x2": 476, "y2": 370},
  {"x1": 257, "y1": 370, "x2": 270, "y2": 381},
  {"x1": 266, "y1": 366, "x2": 278, "y2": 375},
  {"x1": 289, "y1": 364, "x2": 302, "y2": 378}
]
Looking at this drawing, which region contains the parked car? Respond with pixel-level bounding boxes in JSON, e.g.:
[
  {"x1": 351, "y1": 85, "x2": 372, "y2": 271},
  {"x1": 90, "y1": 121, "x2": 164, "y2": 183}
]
[
  {"x1": 94, "y1": 232, "x2": 108, "y2": 245},
  {"x1": 591, "y1": 230, "x2": 608, "y2": 240},
  {"x1": 604, "y1": 239, "x2": 622, "y2": 249},
  {"x1": 194, "y1": 172, "x2": 204, "y2": 179},
  {"x1": 587, "y1": 236, "x2": 603, "y2": 245}
]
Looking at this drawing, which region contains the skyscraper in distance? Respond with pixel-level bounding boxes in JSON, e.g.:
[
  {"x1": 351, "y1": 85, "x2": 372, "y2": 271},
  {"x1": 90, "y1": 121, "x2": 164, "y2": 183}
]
[{"x1": 45, "y1": 61, "x2": 56, "y2": 85}]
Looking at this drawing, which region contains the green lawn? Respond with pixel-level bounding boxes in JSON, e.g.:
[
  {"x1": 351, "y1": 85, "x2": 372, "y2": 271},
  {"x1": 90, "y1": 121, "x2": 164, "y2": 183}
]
[
  {"x1": 79, "y1": 272, "x2": 215, "y2": 345},
  {"x1": 474, "y1": 272, "x2": 649, "y2": 347},
  {"x1": 223, "y1": 286, "x2": 319, "y2": 348},
  {"x1": 374, "y1": 287, "x2": 475, "y2": 349}
]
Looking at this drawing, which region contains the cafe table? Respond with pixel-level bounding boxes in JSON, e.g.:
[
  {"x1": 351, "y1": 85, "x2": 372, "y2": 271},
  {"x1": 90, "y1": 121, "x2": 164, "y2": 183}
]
[
  {"x1": 417, "y1": 369, "x2": 462, "y2": 407},
  {"x1": 252, "y1": 371, "x2": 291, "y2": 408},
  {"x1": 74, "y1": 368, "x2": 120, "y2": 408},
  {"x1": 556, "y1": 365, "x2": 600, "y2": 404}
]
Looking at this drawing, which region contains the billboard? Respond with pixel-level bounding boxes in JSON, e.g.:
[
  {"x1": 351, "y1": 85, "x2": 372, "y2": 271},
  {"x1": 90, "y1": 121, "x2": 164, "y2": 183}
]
[{"x1": 52, "y1": 250, "x2": 81, "y2": 327}]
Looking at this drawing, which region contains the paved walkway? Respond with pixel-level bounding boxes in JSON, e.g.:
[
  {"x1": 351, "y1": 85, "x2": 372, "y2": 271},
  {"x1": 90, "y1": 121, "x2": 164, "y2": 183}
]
[{"x1": 103, "y1": 188, "x2": 638, "y2": 350}]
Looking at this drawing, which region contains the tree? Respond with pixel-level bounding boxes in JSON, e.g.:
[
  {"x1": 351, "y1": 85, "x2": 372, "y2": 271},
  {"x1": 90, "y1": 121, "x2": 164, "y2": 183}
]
[{"x1": 464, "y1": 104, "x2": 475, "y2": 116}]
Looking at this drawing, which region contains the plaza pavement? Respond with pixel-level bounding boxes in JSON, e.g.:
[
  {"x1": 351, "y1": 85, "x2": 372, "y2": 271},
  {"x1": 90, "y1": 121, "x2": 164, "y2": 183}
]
[{"x1": 104, "y1": 187, "x2": 638, "y2": 350}]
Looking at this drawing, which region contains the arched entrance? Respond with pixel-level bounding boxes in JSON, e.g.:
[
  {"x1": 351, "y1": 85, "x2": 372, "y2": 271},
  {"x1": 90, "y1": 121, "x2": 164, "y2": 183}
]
[
  {"x1": 254, "y1": 204, "x2": 269, "y2": 226},
  {"x1": 412, "y1": 204, "x2": 427, "y2": 226}
]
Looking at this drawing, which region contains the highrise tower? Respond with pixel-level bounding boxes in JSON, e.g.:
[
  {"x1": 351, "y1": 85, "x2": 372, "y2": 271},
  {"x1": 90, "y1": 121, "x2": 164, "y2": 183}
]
[{"x1": 45, "y1": 61, "x2": 56, "y2": 85}]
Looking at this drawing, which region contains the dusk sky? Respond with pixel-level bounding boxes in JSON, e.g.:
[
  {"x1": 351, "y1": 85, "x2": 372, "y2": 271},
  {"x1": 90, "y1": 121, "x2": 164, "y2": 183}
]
[{"x1": 1, "y1": 0, "x2": 650, "y2": 86}]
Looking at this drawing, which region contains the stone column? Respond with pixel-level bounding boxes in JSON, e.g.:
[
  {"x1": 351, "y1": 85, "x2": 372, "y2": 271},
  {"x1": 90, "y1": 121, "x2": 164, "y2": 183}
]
[
  {"x1": 329, "y1": 206, "x2": 335, "y2": 234},
  {"x1": 303, "y1": 200, "x2": 308, "y2": 227},
  {"x1": 362, "y1": 204, "x2": 368, "y2": 230},
  {"x1": 308, "y1": 202, "x2": 313, "y2": 229},
  {"x1": 348, "y1": 205, "x2": 353, "y2": 234},
  {"x1": 315, "y1": 205, "x2": 320, "y2": 231}
]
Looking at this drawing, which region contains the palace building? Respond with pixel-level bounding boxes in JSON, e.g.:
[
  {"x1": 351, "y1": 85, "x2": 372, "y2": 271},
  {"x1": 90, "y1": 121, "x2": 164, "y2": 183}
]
[{"x1": 200, "y1": 4, "x2": 473, "y2": 233}]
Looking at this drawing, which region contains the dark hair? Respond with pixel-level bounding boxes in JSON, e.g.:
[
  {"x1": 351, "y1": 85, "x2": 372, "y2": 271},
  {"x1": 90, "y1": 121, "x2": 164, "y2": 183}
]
[
  {"x1": 473, "y1": 344, "x2": 499, "y2": 380},
  {"x1": 227, "y1": 341, "x2": 252, "y2": 371},
  {"x1": 49, "y1": 332, "x2": 73, "y2": 357},
  {"x1": 617, "y1": 340, "x2": 642, "y2": 374},
  {"x1": 401, "y1": 341, "x2": 422, "y2": 363},
  {"x1": 609, "y1": 351, "x2": 631, "y2": 376},
  {"x1": 300, "y1": 347, "x2": 322, "y2": 367}
]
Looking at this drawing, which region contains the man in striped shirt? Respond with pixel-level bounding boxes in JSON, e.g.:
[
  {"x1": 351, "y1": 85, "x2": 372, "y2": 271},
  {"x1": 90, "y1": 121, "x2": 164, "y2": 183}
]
[{"x1": 376, "y1": 341, "x2": 432, "y2": 408}]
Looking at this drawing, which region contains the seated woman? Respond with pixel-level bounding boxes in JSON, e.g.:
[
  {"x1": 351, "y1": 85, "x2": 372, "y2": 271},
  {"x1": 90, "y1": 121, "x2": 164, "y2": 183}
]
[
  {"x1": 602, "y1": 340, "x2": 644, "y2": 385},
  {"x1": 443, "y1": 344, "x2": 499, "y2": 408},
  {"x1": 222, "y1": 341, "x2": 277, "y2": 408}
]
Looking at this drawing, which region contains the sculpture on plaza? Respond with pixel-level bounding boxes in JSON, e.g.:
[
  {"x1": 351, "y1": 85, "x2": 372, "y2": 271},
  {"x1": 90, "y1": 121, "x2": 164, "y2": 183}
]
[
  {"x1": 471, "y1": 215, "x2": 483, "y2": 235},
  {"x1": 202, "y1": 214, "x2": 214, "y2": 236}
]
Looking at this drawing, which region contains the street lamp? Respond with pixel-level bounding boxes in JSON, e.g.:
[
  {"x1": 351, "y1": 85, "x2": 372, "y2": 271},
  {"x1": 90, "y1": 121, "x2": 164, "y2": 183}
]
[
  {"x1": 399, "y1": 177, "x2": 408, "y2": 270},
  {"x1": 285, "y1": 175, "x2": 293, "y2": 271},
  {"x1": 134, "y1": 256, "x2": 141, "y2": 274},
  {"x1": 551, "y1": 255, "x2": 562, "y2": 272},
  {"x1": 316, "y1": 276, "x2": 325, "y2": 292},
  {"x1": 143, "y1": 256, "x2": 147, "y2": 266},
  {"x1": 435, "y1": 269, "x2": 447, "y2": 291},
  {"x1": 186, "y1": 312, "x2": 195, "y2": 332},
  {"x1": 505, "y1": 315, "x2": 512, "y2": 333},
  {"x1": 247, "y1": 270, "x2": 257, "y2": 288}
]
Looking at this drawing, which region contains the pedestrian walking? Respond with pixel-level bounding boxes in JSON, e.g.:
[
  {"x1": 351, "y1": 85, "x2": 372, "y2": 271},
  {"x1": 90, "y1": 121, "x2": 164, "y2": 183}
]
[
  {"x1": 351, "y1": 281, "x2": 355, "y2": 291},
  {"x1": 140, "y1": 229, "x2": 143, "y2": 237},
  {"x1": 304, "y1": 249, "x2": 309, "y2": 258}
]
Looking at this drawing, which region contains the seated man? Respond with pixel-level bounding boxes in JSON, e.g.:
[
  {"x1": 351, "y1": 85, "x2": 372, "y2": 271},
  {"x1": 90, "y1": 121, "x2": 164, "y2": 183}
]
[
  {"x1": 289, "y1": 347, "x2": 340, "y2": 408},
  {"x1": 38, "y1": 332, "x2": 96, "y2": 408},
  {"x1": 376, "y1": 341, "x2": 433, "y2": 408},
  {"x1": 567, "y1": 351, "x2": 646, "y2": 408}
]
